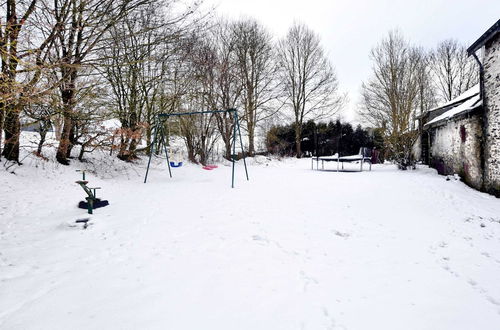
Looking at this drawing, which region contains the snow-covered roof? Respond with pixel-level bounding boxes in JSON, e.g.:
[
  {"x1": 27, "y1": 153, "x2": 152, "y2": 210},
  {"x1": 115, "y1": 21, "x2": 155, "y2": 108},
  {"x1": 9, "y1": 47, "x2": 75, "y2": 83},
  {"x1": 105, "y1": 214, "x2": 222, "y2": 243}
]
[
  {"x1": 425, "y1": 94, "x2": 482, "y2": 127},
  {"x1": 428, "y1": 84, "x2": 479, "y2": 113}
]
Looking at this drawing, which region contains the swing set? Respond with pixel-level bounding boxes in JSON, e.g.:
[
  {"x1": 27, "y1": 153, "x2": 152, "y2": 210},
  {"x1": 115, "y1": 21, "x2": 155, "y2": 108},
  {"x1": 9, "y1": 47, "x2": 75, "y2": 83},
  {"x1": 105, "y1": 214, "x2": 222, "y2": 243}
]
[{"x1": 143, "y1": 109, "x2": 249, "y2": 188}]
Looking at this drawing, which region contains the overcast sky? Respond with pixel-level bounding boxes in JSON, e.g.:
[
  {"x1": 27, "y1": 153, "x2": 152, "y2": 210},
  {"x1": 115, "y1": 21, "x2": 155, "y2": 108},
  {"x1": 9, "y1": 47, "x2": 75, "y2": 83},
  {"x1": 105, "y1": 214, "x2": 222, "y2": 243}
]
[{"x1": 201, "y1": 0, "x2": 499, "y2": 123}]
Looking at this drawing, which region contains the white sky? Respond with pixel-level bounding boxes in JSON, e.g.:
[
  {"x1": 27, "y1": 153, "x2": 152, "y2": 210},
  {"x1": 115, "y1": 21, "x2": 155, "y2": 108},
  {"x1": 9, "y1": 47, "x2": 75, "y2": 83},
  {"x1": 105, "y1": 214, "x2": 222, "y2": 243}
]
[{"x1": 201, "y1": 0, "x2": 500, "y2": 123}]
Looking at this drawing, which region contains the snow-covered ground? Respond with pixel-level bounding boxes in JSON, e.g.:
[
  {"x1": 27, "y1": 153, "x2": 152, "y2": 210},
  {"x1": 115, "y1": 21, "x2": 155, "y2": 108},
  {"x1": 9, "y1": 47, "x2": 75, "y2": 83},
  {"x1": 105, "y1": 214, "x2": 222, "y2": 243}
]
[{"x1": 1, "y1": 145, "x2": 500, "y2": 329}]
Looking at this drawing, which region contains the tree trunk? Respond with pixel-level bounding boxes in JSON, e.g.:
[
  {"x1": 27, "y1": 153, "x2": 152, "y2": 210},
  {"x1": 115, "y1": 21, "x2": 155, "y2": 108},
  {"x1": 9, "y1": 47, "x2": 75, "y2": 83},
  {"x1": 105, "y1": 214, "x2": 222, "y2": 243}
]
[
  {"x1": 295, "y1": 124, "x2": 302, "y2": 158},
  {"x1": 56, "y1": 73, "x2": 77, "y2": 165},
  {"x1": 56, "y1": 113, "x2": 73, "y2": 164},
  {"x1": 67, "y1": 122, "x2": 77, "y2": 158},
  {"x1": 78, "y1": 144, "x2": 86, "y2": 161},
  {"x1": 146, "y1": 126, "x2": 151, "y2": 155},
  {"x1": 127, "y1": 132, "x2": 140, "y2": 159},
  {"x1": 248, "y1": 124, "x2": 255, "y2": 156},
  {"x1": 53, "y1": 116, "x2": 63, "y2": 140},
  {"x1": 2, "y1": 104, "x2": 21, "y2": 162},
  {"x1": 186, "y1": 139, "x2": 197, "y2": 163},
  {"x1": 36, "y1": 124, "x2": 49, "y2": 155},
  {"x1": 125, "y1": 113, "x2": 140, "y2": 160},
  {"x1": 0, "y1": 105, "x2": 4, "y2": 158},
  {"x1": 223, "y1": 133, "x2": 232, "y2": 160},
  {"x1": 117, "y1": 132, "x2": 130, "y2": 160}
]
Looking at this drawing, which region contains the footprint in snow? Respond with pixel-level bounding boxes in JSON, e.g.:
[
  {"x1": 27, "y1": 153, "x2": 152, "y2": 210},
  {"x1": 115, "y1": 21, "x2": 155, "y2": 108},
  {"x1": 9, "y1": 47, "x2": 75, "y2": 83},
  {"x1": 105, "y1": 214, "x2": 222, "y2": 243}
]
[
  {"x1": 467, "y1": 278, "x2": 477, "y2": 286},
  {"x1": 486, "y1": 296, "x2": 500, "y2": 306},
  {"x1": 300, "y1": 270, "x2": 319, "y2": 292},
  {"x1": 252, "y1": 235, "x2": 269, "y2": 244},
  {"x1": 322, "y1": 307, "x2": 339, "y2": 330},
  {"x1": 438, "y1": 241, "x2": 448, "y2": 248},
  {"x1": 332, "y1": 230, "x2": 350, "y2": 238}
]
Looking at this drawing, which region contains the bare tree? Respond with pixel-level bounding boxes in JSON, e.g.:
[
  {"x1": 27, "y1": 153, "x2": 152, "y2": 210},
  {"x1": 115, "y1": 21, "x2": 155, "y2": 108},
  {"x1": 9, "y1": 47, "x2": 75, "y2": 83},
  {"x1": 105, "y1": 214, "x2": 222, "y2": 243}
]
[
  {"x1": 0, "y1": 0, "x2": 61, "y2": 162},
  {"x1": 178, "y1": 108, "x2": 219, "y2": 165},
  {"x1": 23, "y1": 96, "x2": 56, "y2": 156},
  {"x1": 276, "y1": 22, "x2": 344, "y2": 158},
  {"x1": 431, "y1": 39, "x2": 479, "y2": 103},
  {"x1": 211, "y1": 20, "x2": 242, "y2": 160},
  {"x1": 232, "y1": 18, "x2": 278, "y2": 156},
  {"x1": 39, "y1": 0, "x2": 152, "y2": 164},
  {"x1": 359, "y1": 31, "x2": 423, "y2": 169},
  {"x1": 101, "y1": 0, "x2": 200, "y2": 161},
  {"x1": 103, "y1": 3, "x2": 159, "y2": 161},
  {"x1": 415, "y1": 49, "x2": 438, "y2": 117},
  {"x1": 187, "y1": 19, "x2": 242, "y2": 160},
  {"x1": 71, "y1": 85, "x2": 112, "y2": 162}
]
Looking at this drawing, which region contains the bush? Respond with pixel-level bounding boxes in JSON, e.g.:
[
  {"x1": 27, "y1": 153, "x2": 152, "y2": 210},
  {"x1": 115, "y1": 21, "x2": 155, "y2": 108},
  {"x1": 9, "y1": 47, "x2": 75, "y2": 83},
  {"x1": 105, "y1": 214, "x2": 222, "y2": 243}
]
[{"x1": 266, "y1": 120, "x2": 375, "y2": 158}]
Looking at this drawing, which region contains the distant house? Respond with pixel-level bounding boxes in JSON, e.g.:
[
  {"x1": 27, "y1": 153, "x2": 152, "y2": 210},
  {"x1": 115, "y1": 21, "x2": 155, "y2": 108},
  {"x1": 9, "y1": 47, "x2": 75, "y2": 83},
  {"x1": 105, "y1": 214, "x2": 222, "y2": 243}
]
[{"x1": 417, "y1": 19, "x2": 500, "y2": 197}]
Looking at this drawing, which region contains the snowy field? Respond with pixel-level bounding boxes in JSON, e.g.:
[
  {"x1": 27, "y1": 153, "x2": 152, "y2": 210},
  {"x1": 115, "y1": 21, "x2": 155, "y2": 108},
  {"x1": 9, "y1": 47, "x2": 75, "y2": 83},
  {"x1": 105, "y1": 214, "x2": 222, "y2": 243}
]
[{"x1": 1, "y1": 145, "x2": 500, "y2": 329}]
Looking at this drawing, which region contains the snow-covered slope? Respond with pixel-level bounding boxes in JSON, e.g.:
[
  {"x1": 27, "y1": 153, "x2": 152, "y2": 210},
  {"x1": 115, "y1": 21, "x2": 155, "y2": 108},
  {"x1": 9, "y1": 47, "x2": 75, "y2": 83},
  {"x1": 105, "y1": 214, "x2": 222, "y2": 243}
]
[{"x1": 1, "y1": 151, "x2": 500, "y2": 329}]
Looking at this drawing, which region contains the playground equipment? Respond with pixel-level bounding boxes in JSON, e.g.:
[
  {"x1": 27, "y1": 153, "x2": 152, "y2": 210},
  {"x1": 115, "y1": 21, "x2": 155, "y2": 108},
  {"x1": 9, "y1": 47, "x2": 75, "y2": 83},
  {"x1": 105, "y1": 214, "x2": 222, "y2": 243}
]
[
  {"x1": 75, "y1": 170, "x2": 109, "y2": 214},
  {"x1": 168, "y1": 149, "x2": 183, "y2": 168},
  {"x1": 76, "y1": 218, "x2": 91, "y2": 229},
  {"x1": 202, "y1": 164, "x2": 218, "y2": 170},
  {"x1": 170, "y1": 161, "x2": 183, "y2": 168},
  {"x1": 144, "y1": 109, "x2": 249, "y2": 188},
  {"x1": 311, "y1": 148, "x2": 373, "y2": 172}
]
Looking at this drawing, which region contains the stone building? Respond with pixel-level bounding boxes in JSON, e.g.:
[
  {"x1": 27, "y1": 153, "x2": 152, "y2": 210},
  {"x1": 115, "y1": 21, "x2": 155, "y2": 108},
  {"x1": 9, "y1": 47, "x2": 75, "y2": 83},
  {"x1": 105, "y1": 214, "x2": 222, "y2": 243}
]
[{"x1": 418, "y1": 19, "x2": 499, "y2": 197}]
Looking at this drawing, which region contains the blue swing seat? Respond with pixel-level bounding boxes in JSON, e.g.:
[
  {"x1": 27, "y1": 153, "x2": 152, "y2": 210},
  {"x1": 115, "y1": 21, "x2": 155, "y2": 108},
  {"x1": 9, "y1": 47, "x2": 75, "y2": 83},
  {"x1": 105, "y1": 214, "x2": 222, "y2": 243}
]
[{"x1": 170, "y1": 161, "x2": 183, "y2": 168}]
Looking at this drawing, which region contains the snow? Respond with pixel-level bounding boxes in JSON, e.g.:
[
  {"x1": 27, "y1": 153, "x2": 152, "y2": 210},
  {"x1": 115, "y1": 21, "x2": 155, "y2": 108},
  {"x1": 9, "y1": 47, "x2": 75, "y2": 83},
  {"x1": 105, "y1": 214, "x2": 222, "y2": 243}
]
[
  {"x1": 1, "y1": 137, "x2": 500, "y2": 329},
  {"x1": 100, "y1": 119, "x2": 122, "y2": 130},
  {"x1": 425, "y1": 95, "x2": 482, "y2": 127},
  {"x1": 317, "y1": 153, "x2": 339, "y2": 160},
  {"x1": 428, "y1": 84, "x2": 480, "y2": 113}
]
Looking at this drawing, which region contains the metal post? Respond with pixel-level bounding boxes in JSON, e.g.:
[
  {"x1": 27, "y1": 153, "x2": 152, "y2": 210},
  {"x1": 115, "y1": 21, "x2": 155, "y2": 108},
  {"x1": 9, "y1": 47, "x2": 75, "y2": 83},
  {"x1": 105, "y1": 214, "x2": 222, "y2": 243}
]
[
  {"x1": 144, "y1": 122, "x2": 159, "y2": 183},
  {"x1": 231, "y1": 111, "x2": 237, "y2": 188},
  {"x1": 235, "y1": 111, "x2": 249, "y2": 181},
  {"x1": 160, "y1": 124, "x2": 172, "y2": 178}
]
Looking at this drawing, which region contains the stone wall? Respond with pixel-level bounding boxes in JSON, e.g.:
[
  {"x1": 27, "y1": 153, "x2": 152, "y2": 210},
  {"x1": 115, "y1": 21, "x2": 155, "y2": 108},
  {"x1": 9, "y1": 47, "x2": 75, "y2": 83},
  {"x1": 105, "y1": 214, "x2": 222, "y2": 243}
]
[
  {"x1": 484, "y1": 34, "x2": 500, "y2": 196},
  {"x1": 429, "y1": 115, "x2": 483, "y2": 190}
]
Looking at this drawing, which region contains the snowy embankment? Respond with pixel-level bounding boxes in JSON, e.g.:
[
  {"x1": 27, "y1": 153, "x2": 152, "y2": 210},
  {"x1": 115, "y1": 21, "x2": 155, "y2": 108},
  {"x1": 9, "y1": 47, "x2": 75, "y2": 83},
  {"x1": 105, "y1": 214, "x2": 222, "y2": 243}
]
[{"x1": 1, "y1": 148, "x2": 500, "y2": 329}]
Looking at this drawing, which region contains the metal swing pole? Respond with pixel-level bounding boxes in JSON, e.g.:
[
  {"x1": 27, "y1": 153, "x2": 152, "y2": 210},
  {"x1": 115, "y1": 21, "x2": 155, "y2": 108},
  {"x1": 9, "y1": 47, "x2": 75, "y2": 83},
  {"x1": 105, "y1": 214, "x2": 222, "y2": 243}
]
[
  {"x1": 231, "y1": 110, "x2": 237, "y2": 188},
  {"x1": 144, "y1": 121, "x2": 159, "y2": 183},
  {"x1": 160, "y1": 124, "x2": 172, "y2": 178},
  {"x1": 234, "y1": 110, "x2": 249, "y2": 181}
]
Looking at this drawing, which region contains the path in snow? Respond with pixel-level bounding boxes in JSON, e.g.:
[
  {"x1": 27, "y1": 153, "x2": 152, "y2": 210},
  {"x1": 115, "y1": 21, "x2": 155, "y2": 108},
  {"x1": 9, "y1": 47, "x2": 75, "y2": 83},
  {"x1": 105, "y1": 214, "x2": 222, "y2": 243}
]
[{"x1": 1, "y1": 156, "x2": 500, "y2": 329}]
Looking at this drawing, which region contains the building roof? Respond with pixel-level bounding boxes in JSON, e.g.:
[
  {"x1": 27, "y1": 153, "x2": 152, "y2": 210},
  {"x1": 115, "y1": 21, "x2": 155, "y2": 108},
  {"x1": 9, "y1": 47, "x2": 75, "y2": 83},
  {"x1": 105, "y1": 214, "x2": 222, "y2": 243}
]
[
  {"x1": 467, "y1": 19, "x2": 500, "y2": 55},
  {"x1": 427, "y1": 84, "x2": 479, "y2": 113},
  {"x1": 424, "y1": 94, "x2": 482, "y2": 128}
]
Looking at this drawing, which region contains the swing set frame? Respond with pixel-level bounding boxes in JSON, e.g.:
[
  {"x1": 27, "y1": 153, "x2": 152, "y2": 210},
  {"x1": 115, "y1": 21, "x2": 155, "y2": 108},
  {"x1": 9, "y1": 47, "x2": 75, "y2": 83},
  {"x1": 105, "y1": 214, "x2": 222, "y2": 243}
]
[{"x1": 143, "y1": 108, "x2": 249, "y2": 188}]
